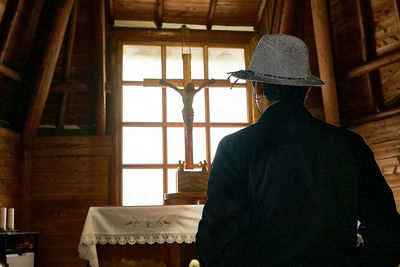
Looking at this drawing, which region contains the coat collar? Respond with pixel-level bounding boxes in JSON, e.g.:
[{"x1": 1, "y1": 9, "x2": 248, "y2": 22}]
[{"x1": 257, "y1": 101, "x2": 313, "y2": 124}]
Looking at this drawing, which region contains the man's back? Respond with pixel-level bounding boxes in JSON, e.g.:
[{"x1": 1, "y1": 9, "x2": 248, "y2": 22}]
[{"x1": 196, "y1": 102, "x2": 400, "y2": 266}]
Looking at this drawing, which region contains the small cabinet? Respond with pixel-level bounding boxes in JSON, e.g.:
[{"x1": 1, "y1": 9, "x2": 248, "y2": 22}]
[{"x1": 0, "y1": 232, "x2": 39, "y2": 267}]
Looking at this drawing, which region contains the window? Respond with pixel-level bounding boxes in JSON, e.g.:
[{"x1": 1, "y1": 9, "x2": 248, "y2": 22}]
[{"x1": 121, "y1": 43, "x2": 251, "y2": 206}]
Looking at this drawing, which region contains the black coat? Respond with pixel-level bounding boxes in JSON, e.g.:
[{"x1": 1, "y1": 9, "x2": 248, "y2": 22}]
[{"x1": 196, "y1": 102, "x2": 400, "y2": 267}]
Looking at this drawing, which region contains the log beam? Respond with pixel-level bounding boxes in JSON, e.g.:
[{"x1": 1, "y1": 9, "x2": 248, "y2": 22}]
[
  {"x1": 58, "y1": 0, "x2": 79, "y2": 129},
  {"x1": 143, "y1": 79, "x2": 245, "y2": 88},
  {"x1": 271, "y1": 0, "x2": 284, "y2": 34},
  {"x1": 279, "y1": 0, "x2": 297, "y2": 34},
  {"x1": 94, "y1": 0, "x2": 106, "y2": 136},
  {"x1": 310, "y1": 0, "x2": 340, "y2": 126},
  {"x1": 107, "y1": 0, "x2": 114, "y2": 25},
  {"x1": 64, "y1": 0, "x2": 78, "y2": 81},
  {"x1": 155, "y1": 0, "x2": 163, "y2": 28},
  {"x1": 22, "y1": 150, "x2": 32, "y2": 231},
  {"x1": 356, "y1": 0, "x2": 384, "y2": 111},
  {"x1": 0, "y1": 63, "x2": 21, "y2": 82},
  {"x1": 0, "y1": 0, "x2": 24, "y2": 63},
  {"x1": 254, "y1": 0, "x2": 267, "y2": 31},
  {"x1": 347, "y1": 49, "x2": 400, "y2": 79},
  {"x1": 108, "y1": 27, "x2": 256, "y2": 43},
  {"x1": 23, "y1": 0, "x2": 75, "y2": 147},
  {"x1": 207, "y1": 0, "x2": 217, "y2": 30}
]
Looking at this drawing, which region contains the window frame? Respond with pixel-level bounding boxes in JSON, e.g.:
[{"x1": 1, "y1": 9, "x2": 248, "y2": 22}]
[{"x1": 114, "y1": 40, "x2": 255, "y2": 206}]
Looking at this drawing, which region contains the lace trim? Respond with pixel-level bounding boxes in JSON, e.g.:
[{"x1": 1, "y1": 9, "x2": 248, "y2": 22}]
[{"x1": 81, "y1": 232, "x2": 196, "y2": 245}]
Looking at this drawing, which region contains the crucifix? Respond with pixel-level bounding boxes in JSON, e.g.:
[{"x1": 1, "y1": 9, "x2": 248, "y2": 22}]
[{"x1": 145, "y1": 51, "x2": 215, "y2": 169}]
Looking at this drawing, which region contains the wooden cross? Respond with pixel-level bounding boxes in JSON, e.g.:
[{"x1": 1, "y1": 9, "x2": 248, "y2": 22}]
[{"x1": 144, "y1": 53, "x2": 244, "y2": 169}]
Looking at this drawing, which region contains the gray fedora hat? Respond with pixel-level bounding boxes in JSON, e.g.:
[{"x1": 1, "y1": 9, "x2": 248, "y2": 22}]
[{"x1": 229, "y1": 34, "x2": 325, "y2": 87}]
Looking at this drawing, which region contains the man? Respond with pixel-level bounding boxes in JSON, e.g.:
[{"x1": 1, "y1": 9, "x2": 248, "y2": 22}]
[{"x1": 196, "y1": 34, "x2": 400, "y2": 266}]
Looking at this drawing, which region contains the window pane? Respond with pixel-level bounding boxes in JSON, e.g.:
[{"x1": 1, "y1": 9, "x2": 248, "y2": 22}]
[
  {"x1": 123, "y1": 127, "x2": 163, "y2": 164},
  {"x1": 123, "y1": 45, "x2": 161, "y2": 81},
  {"x1": 193, "y1": 89, "x2": 205, "y2": 122},
  {"x1": 167, "y1": 87, "x2": 183, "y2": 122},
  {"x1": 166, "y1": 88, "x2": 205, "y2": 122},
  {"x1": 167, "y1": 127, "x2": 185, "y2": 164},
  {"x1": 123, "y1": 86, "x2": 162, "y2": 122},
  {"x1": 193, "y1": 127, "x2": 206, "y2": 164},
  {"x1": 166, "y1": 47, "x2": 183, "y2": 79},
  {"x1": 210, "y1": 127, "x2": 243, "y2": 161},
  {"x1": 122, "y1": 169, "x2": 163, "y2": 206},
  {"x1": 191, "y1": 47, "x2": 204, "y2": 79},
  {"x1": 167, "y1": 168, "x2": 178, "y2": 194},
  {"x1": 210, "y1": 87, "x2": 247, "y2": 122},
  {"x1": 166, "y1": 47, "x2": 204, "y2": 79},
  {"x1": 208, "y1": 48, "x2": 245, "y2": 81}
]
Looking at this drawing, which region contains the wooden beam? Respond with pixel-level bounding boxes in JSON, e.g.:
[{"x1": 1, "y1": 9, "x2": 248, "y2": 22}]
[
  {"x1": 349, "y1": 106, "x2": 400, "y2": 126},
  {"x1": 108, "y1": 27, "x2": 256, "y2": 44},
  {"x1": 347, "y1": 49, "x2": 400, "y2": 79},
  {"x1": 207, "y1": 0, "x2": 217, "y2": 30},
  {"x1": 143, "y1": 79, "x2": 245, "y2": 88},
  {"x1": 271, "y1": 0, "x2": 284, "y2": 34},
  {"x1": 310, "y1": 0, "x2": 340, "y2": 126},
  {"x1": 358, "y1": 0, "x2": 384, "y2": 111},
  {"x1": 254, "y1": 0, "x2": 267, "y2": 31},
  {"x1": 155, "y1": 0, "x2": 163, "y2": 28},
  {"x1": 57, "y1": 93, "x2": 68, "y2": 129},
  {"x1": 94, "y1": 0, "x2": 106, "y2": 136},
  {"x1": 64, "y1": 0, "x2": 79, "y2": 81},
  {"x1": 107, "y1": 0, "x2": 114, "y2": 26},
  {"x1": 0, "y1": 0, "x2": 23, "y2": 63},
  {"x1": 23, "y1": 0, "x2": 75, "y2": 147},
  {"x1": 58, "y1": 0, "x2": 79, "y2": 129},
  {"x1": 394, "y1": 0, "x2": 400, "y2": 31},
  {"x1": 22, "y1": 150, "x2": 32, "y2": 231},
  {"x1": 279, "y1": 0, "x2": 298, "y2": 34},
  {"x1": 0, "y1": 63, "x2": 21, "y2": 82}
]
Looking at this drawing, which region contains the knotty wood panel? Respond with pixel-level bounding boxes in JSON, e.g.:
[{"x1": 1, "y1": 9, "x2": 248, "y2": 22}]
[
  {"x1": 30, "y1": 135, "x2": 111, "y2": 267},
  {"x1": 0, "y1": 127, "x2": 22, "y2": 228},
  {"x1": 351, "y1": 113, "x2": 400, "y2": 212}
]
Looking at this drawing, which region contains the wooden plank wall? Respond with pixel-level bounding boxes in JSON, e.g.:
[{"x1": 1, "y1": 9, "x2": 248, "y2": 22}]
[
  {"x1": 0, "y1": 126, "x2": 22, "y2": 227},
  {"x1": 30, "y1": 136, "x2": 111, "y2": 266},
  {"x1": 351, "y1": 114, "x2": 400, "y2": 212}
]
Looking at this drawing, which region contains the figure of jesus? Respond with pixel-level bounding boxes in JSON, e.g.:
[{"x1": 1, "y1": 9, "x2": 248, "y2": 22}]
[{"x1": 160, "y1": 79, "x2": 215, "y2": 131}]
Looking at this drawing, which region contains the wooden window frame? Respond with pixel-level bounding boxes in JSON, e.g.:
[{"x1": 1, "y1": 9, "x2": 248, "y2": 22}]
[{"x1": 114, "y1": 40, "x2": 254, "y2": 206}]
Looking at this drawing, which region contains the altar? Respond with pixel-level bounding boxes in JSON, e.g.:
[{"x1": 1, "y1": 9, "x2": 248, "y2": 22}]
[{"x1": 78, "y1": 205, "x2": 204, "y2": 267}]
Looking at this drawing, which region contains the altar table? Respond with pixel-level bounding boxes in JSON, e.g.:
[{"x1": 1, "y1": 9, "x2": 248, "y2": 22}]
[{"x1": 78, "y1": 205, "x2": 204, "y2": 267}]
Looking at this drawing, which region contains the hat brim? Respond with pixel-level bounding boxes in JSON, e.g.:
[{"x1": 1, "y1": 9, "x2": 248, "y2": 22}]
[{"x1": 228, "y1": 70, "x2": 325, "y2": 87}]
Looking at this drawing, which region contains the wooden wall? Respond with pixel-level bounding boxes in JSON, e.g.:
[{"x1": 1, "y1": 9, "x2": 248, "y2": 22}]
[
  {"x1": 30, "y1": 136, "x2": 112, "y2": 266},
  {"x1": 351, "y1": 114, "x2": 400, "y2": 212},
  {"x1": 0, "y1": 126, "x2": 22, "y2": 227},
  {"x1": 329, "y1": 0, "x2": 400, "y2": 125}
]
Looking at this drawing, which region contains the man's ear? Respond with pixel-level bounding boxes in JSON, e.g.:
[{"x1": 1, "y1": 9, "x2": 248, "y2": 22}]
[{"x1": 255, "y1": 82, "x2": 263, "y2": 96}]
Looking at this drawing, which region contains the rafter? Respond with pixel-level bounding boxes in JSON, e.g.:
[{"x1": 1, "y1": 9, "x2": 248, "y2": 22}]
[
  {"x1": 279, "y1": 0, "x2": 298, "y2": 34},
  {"x1": 107, "y1": 0, "x2": 114, "y2": 25},
  {"x1": 94, "y1": 0, "x2": 106, "y2": 136},
  {"x1": 23, "y1": 0, "x2": 75, "y2": 147},
  {"x1": 155, "y1": 0, "x2": 164, "y2": 28},
  {"x1": 254, "y1": 0, "x2": 267, "y2": 31},
  {"x1": 0, "y1": 63, "x2": 21, "y2": 82},
  {"x1": 347, "y1": 49, "x2": 400, "y2": 79},
  {"x1": 207, "y1": 0, "x2": 217, "y2": 30}
]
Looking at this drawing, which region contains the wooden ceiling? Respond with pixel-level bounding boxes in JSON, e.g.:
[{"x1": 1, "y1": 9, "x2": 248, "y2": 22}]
[{"x1": 110, "y1": 0, "x2": 267, "y2": 29}]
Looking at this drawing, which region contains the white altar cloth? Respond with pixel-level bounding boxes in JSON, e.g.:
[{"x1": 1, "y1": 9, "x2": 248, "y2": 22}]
[{"x1": 78, "y1": 205, "x2": 204, "y2": 267}]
